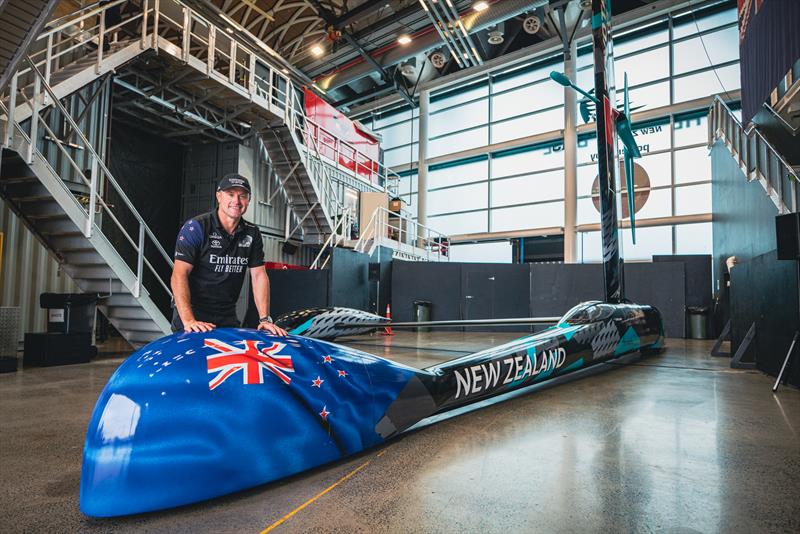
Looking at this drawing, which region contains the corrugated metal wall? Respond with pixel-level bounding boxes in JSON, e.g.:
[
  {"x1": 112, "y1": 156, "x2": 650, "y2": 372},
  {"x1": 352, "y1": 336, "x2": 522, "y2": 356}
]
[{"x1": 0, "y1": 202, "x2": 77, "y2": 344}]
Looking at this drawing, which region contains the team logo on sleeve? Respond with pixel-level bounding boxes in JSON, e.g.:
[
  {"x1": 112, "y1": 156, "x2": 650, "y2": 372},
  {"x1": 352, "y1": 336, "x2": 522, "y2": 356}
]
[{"x1": 239, "y1": 235, "x2": 253, "y2": 248}]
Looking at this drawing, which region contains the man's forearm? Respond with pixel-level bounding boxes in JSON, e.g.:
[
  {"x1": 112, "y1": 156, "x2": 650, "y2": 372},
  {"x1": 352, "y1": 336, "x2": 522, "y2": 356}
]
[
  {"x1": 171, "y1": 274, "x2": 195, "y2": 323},
  {"x1": 251, "y1": 271, "x2": 270, "y2": 319}
]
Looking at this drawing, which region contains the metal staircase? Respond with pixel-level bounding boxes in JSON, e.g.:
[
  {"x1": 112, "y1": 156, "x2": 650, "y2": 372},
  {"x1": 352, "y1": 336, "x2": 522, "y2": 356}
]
[
  {"x1": 0, "y1": 0, "x2": 59, "y2": 91},
  {"x1": 1, "y1": 61, "x2": 172, "y2": 347},
  {"x1": 709, "y1": 96, "x2": 799, "y2": 214},
  {"x1": 0, "y1": 0, "x2": 402, "y2": 347}
]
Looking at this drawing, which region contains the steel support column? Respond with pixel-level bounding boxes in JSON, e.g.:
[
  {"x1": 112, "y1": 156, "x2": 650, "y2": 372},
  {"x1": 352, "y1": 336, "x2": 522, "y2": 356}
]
[
  {"x1": 417, "y1": 89, "x2": 429, "y2": 245},
  {"x1": 563, "y1": 38, "x2": 578, "y2": 263}
]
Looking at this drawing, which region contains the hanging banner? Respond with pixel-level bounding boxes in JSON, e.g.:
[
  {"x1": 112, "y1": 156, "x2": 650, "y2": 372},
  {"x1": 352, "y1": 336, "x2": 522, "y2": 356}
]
[
  {"x1": 738, "y1": 0, "x2": 800, "y2": 124},
  {"x1": 303, "y1": 89, "x2": 380, "y2": 184}
]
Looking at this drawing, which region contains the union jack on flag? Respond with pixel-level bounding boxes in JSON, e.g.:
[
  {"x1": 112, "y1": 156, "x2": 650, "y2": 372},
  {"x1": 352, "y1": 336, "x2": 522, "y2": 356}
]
[{"x1": 204, "y1": 339, "x2": 294, "y2": 390}]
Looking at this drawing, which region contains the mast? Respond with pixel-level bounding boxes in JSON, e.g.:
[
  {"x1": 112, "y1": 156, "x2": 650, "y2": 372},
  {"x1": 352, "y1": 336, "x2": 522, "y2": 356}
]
[{"x1": 591, "y1": 0, "x2": 624, "y2": 302}]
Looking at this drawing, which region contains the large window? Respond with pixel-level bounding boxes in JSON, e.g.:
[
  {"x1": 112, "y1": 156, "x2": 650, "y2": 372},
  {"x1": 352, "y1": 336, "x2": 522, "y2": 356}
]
[{"x1": 357, "y1": 1, "x2": 736, "y2": 259}]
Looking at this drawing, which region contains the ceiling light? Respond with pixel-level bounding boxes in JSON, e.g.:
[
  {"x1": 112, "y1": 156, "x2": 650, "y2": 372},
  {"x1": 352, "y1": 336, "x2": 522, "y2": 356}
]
[
  {"x1": 311, "y1": 44, "x2": 324, "y2": 57},
  {"x1": 398, "y1": 34, "x2": 412, "y2": 45},
  {"x1": 473, "y1": 1, "x2": 489, "y2": 12},
  {"x1": 281, "y1": 68, "x2": 289, "y2": 74},
  {"x1": 225, "y1": 27, "x2": 234, "y2": 34}
]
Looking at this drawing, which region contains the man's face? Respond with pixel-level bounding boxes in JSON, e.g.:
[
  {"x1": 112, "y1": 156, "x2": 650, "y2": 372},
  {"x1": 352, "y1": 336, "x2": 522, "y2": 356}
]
[{"x1": 216, "y1": 187, "x2": 250, "y2": 219}]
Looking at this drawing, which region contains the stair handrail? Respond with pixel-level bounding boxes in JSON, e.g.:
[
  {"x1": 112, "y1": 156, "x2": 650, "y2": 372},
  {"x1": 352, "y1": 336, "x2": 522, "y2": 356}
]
[
  {"x1": 353, "y1": 207, "x2": 450, "y2": 261},
  {"x1": 6, "y1": 57, "x2": 173, "y2": 300},
  {"x1": 309, "y1": 208, "x2": 353, "y2": 269},
  {"x1": 709, "y1": 95, "x2": 798, "y2": 213}
]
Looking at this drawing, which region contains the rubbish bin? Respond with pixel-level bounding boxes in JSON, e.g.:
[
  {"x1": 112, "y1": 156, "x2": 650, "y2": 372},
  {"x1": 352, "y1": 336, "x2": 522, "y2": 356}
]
[
  {"x1": 40, "y1": 293, "x2": 98, "y2": 334},
  {"x1": 687, "y1": 306, "x2": 710, "y2": 340},
  {"x1": 0, "y1": 307, "x2": 21, "y2": 373},
  {"x1": 413, "y1": 300, "x2": 431, "y2": 332}
]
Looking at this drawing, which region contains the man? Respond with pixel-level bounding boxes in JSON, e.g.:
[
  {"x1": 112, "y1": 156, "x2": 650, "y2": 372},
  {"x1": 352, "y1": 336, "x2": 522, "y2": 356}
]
[{"x1": 171, "y1": 173, "x2": 287, "y2": 336}]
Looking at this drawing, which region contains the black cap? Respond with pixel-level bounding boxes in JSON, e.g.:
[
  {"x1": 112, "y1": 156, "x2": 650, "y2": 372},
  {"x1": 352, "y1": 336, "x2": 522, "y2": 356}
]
[{"x1": 217, "y1": 173, "x2": 251, "y2": 194}]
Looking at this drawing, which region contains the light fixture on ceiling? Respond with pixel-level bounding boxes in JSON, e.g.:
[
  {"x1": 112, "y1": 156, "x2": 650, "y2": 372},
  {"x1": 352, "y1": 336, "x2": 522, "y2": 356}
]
[
  {"x1": 281, "y1": 68, "x2": 289, "y2": 74},
  {"x1": 523, "y1": 15, "x2": 541, "y2": 35},
  {"x1": 400, "y1": 62, "x2": 416, "y2": 77},
  {"x1": 225, "y1": 27, "x2": 234, "y2": 34},
  {"x1": 430, "y1": 51, "x2": 446, "y2": 69},
  {"x1": 487, "y1": 26, "x2": 503, "y2": 45},
  {"x1": 579, "y1": 0, "x2": 592, "y2": 8},
  {"x1": 398, "y1": 34, "x2": 413, "y2": 45},
  {"x1": 473, "y1": 1, "x2": 489, "y2": 12},
  {"x1": 311, "y1": 44, "x2": 324, "y2": 57}
]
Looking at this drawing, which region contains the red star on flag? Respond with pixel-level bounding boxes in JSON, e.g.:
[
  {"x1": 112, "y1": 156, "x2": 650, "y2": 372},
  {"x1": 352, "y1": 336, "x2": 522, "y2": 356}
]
[
  {"x1": 312, "y1": 376, "x2": 324, "y2": 387},
  {"x1": 322, "y1": 355, "x2": 333, "y2": 364},
  {"x1": 338, "y1": 370, "x2": 347, "y2": 378},
  {"x1": 319, "y1": 406, "x2": 330, "y2": 420}
]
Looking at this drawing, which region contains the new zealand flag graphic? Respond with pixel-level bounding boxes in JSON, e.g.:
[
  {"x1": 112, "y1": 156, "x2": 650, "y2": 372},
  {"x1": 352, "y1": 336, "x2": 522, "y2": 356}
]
[{"x1": 80, "y1": 329, "x2": 416, "y2": 517}]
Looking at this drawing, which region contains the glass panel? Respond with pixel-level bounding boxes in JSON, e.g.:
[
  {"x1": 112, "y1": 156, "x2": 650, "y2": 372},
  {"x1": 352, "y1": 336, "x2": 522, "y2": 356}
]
[
  {"x1": 449, "y1": 242, "x2": 513, "y2": 263},
  {"x1": 373, "y1": 107, "x2": 413, "y2": 129},
  {"x1": 577, "y1": 197, "x2": 600, "y2": 225},
  {"x1": 615, "y1": 46, "x2": 669, "y2": 88},
  {"x1": 430, "y1": 99, "x2": 488, "y2": 138},
  {"x1": 492, "y1": 143, "x2": 564, "y2": 178},
  {"x1": 674, "y1": 114, "x2": 708, "y2": 147},
  {"x1": 491, "y1": 201, "x2": 564, "y2": 232},
  {"x1": 673, "y1": 8, "x2": 737, "y2": 39},
  {"x1": 620, "y1": 225, "x2": 673, "y2": 261},
  {"x1": 398, "y1": 173, "x2": 418, "y2": 196},
  {"x1": 400, "y1": 193, "x2": 417, "y2": 216},
  {"x1": 431, "y1": 82, "x2": 488, "y2": 112},
  {"x1": 429, "y1": 127, "x2": 488, "y2": 158},
  {"x1": 491, "y1": 169, "x2": 565, "y2": 207},
  {"x1": 384, "y1": 144, "x2": 418, "y2": 167},
  {"x1": 428, "y1": 182, "x2": 488, "y2": 216},
  {"x1": 428, "y1": 211, "x2": 488, "y2": 234},
  {"x1": 491, "y1": 107, "x2": 564, "y2": 144},
  {"x1": 635, "y1": 187, "x2": 672, "y2": 219},
  {"x1": 615, "y1": 27, "x2": 669, "y2": 57},
  {"x1": 579, "y1": 231, "x2": 602, "y2": 263},
  {"x1": 638, "y1": 151, "x2": 672, "y2": 188},
  {"x1": 674, "y1": 183, "x2": 711, "y2": 215},
  {"x1": 576, "y1": 66, "x2": 593, "y2": 91},
  {"x1": 673, "y1": 64, "x2": 741, "y2": 103},
  {"x1": 492, "y1": 62, "x2": 553, "y2": 93},
  {"x1": 675, "y1": 222, "x2": 712, "y2": 254},
  {"x1": 491, "y1": 79, "x2": 562, "y2": 122},
  {"x1": 633, "y1": 121, "x2": 671, "y2": 153},
  {"x1": 674, "y1": 146, "x2": 711, "y2": 183},
  {"x1": 577, "y1": 134, "x2": 597, "y2": 165},
  {"x1": 375, "y1": 118, "x2": 418, "y2": 149},
  {"x1": 673, "y1": 26, "x2": 739, "y2": 75},
  {"x1": 628, "y1": 81, "x2": 670, "y2": 111},
  {"x1": 577, "y1": 164, "x2": 597, "y2": 197},
  {"x1": 429, "y1": 158, "x2": 488, "y2": 189}
]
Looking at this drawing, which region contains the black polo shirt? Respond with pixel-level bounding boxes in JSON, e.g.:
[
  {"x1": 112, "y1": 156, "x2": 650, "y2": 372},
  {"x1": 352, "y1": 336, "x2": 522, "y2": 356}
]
[{"x1": 174, "y1": 210, "x2": 265, "y2": 316}]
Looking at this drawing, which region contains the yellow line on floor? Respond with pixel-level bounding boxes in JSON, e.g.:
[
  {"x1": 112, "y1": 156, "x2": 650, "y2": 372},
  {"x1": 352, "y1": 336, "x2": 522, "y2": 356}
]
[{"x1": 260, "y1": 448, "x2": 389, "y2": 533}]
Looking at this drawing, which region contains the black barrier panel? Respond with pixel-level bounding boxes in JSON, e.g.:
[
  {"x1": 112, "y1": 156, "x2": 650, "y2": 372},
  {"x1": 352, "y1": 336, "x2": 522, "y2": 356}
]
[
  {"x1": 391, "y1": 261, "x2": 462, "y2": 328},
  {"x1": 330, "y1": 248, "x2": 369, "y2": 311},
  {"x1": 653, "y1": 255, "x2": 712, "y2": 309},
  {"x1": 461, "y1": 263, "x2": 531, "y2": 331},
  {"x1": 530, "y1": 263, "x2": 604, "y2": 318},
  {"x1": 731, "y1": 250, "x2": 799, "y2": 386},
  {"x1": 624, "y1": 263, "x2": 686, "y2": 338},
  {"x1": 264, "y1": 269, "x2": 330, "y2": 320},
  {"x1": 367, "y1": 246, "x2": 394, "y2": 316}
]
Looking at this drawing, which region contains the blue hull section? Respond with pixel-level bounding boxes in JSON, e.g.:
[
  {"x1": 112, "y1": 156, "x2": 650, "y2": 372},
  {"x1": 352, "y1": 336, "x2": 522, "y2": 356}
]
[{"x1": 80, "y1": 329, "x2": 417, "y2": 517}]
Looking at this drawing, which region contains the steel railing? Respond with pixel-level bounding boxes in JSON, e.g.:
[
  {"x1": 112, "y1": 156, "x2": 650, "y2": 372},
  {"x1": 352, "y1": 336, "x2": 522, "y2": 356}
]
[
  {"x1": 309, "y1": 209, "x2": 355, "y2": 269},
  {"x1": 709, "y1": 96, "x2": 798, "y2": 213},
  {"x1": 2, "y1": 58, "x2": 173, "y2": 301},
  {"x1": 2, "y1": 0, "x2": 404, "y2": 261},
  {"x1": 354, "y1": 207, "x2": 450, "y2": 262}
]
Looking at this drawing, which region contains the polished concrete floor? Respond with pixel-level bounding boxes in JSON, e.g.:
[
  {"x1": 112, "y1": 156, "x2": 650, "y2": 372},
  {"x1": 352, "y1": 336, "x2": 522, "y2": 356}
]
[{"x1": 1, "y1": 333, "x2": 798, "y2": 533}]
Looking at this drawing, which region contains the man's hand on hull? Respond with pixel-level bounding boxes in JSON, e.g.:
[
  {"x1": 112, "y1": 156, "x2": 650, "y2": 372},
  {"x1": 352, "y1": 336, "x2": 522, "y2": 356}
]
[
  {"x1": 257, "y1": 321, "x2": 288, "y2": 336},
  {"x1": 184, "y1": 320, "x2": 216, "y2": 333}
]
